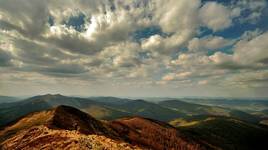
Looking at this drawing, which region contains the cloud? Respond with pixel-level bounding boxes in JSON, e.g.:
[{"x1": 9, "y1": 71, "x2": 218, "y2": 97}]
[
  {"x1": 44, "y1": 25, "x2": 103, "y2": 55},
  {"x1": 141, "y1": 35, "x2": 165, "y2": 53},
  {"x1": 0, "y1": 0, "x2": 49, "y2": 38},
  {"x1": 0, "y1": 0, "x2": 267, "y2": 97},
  {"x1": 240, "y1": 28, "x2": 263, "y2": 41},
  {"x1": 198, "y1": 80, "x2": 208, "y2": 85},
  {"x1": 188, "y1": 36, "x2": 234, "y2": 52},
  {"x1": 150, "y1": 0, "x2": 201, "y2": 51},
  {"x1": 100, "y1": 42, "x2": 142, "y2": 68},
  {"x1": 199, "y1": 2, "x2": 233, "y2": 31},
  {"x1": 209, "y1": 31, "x2": 268, "y2": 69},
  {"x1": 170, "y1": 53, "x2": 210, "y2": 68},
  {"x1": 155, "y1": 0, "x2": 201, "y2": 33},
  {"x1": 234, "y1": 31, "x2": 268, "y2": 65},
  {"x1": 39, "y1": 63, "x2": 88, "y2": 75},
  {"x1": 232, "y1": 0, "x2": 267, "y2": 24},
  {"x1": 162, "y1": 72, "x2": 192, "y2": 81}
]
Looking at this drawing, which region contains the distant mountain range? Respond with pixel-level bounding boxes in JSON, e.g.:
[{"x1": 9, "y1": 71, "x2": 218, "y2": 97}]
[
  {"x1": 1, "y1": 105, "x2": 268, "y2": 150},
  {"x1": 0, "y1": 96, "x2": 19, "y2": 104},
  {"x1": 183, "y1": 98, "x2": 268, "y2": 112},
  {"x1": 0, "y1": 94, "x2": 265, "y2": 128}
]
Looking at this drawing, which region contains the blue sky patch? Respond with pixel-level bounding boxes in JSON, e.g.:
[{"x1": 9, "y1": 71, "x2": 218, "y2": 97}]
[
  {"x1": 132, "y1": 26, "x2": 167, "y2": 42},
  {"x1": 63, "y1": 13, "x2": 86, "y2": 32}
]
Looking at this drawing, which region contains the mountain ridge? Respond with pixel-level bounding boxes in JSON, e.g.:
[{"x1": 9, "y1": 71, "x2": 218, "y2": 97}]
[
  {"x1": 1, "y1": 105, "x2": 268, "y2": 150},
  {"x1": 0, "y1": 105, "x2": 204, "y2": 150}
]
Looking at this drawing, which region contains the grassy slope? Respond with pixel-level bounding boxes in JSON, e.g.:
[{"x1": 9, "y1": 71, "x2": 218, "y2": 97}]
[
  {"x1": 110, "y1": 100, "x2": 187, "y2": 121},
  {"x1": 177, "y1": 117, "x2": 268, "y2": 150}
]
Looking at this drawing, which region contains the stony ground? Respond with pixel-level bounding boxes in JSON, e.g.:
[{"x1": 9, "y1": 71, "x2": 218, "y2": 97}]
[{"x1": 1, "y1": 125, "x2": 142, "y2": 150}]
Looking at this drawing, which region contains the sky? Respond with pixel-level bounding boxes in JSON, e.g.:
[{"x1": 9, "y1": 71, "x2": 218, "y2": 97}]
[{"x1": 0, "y1": 0, "x2": 268, "y2": 98}]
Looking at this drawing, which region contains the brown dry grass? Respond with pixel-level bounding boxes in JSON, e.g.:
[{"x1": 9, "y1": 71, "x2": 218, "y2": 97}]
[
  {"x1": 109, "y1": 117, "x2": 205, "y2": 150},
  {"x1": 1, "y1": 125, "x2": 142, "y2": 150}
]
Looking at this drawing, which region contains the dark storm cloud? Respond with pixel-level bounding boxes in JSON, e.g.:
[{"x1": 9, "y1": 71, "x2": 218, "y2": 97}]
[
  {"x1": 12, "y1": 38, "x2": 62, "y2": 65},
  {"x1": 213, "y1": 62, "x2": 265, "y2": 71},
  {"x1": 39, "y1": 63, "x2": 88, "y2": 75},
  {"x1": 8, "y1": 38, "x2": 92, "y2": 77},
  {"x1": 0, "y1": 20, "x2": 24, "y2": 34},
  {"x1": 0, "y1": 0, "x2": 49, "y2": 38},
  {"x1": 44, "y1": 33, "x2": 103, "y2": 55},
  {"x1": 0, "y1": 48, "x2": 12, "y2": 67}
]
